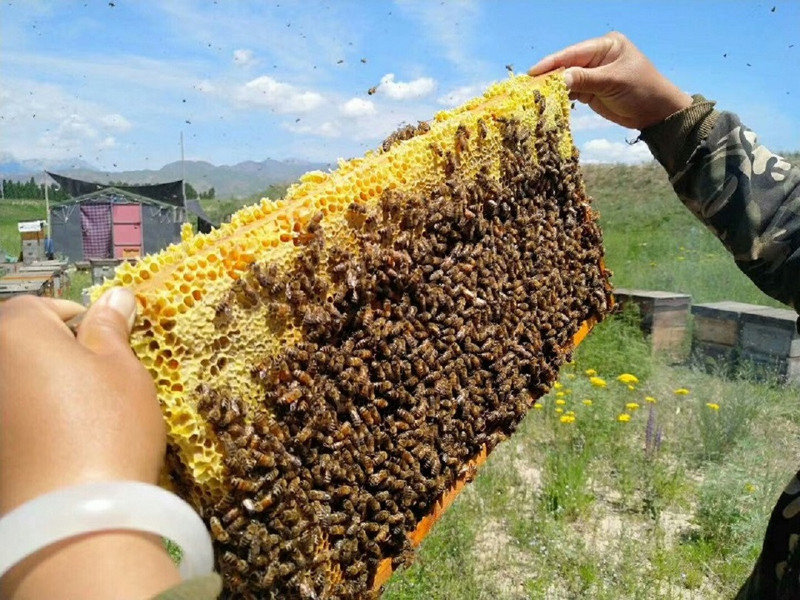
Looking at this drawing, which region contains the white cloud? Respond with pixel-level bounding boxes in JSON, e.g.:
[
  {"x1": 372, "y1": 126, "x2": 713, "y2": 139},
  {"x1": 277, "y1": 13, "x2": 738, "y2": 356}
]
[
  {"x1": 38, "y1": 114, "x2": 98, "y2": 154},
  {"x1": 340, "y1": 97, "x2": 376, "y2": 117},
  {"x1": 378, "y1": 74, "x2": 436, "y2": 101},
  {"x1": 285, "y1": 120, "x2": 341, "y2": 138},
  {"x1": 0, "y1": 79, "x2": 137, "y2": 164},
  {"x1": 233, "y1": 49, "x2": 256, "y2": 67},
  {"x1": 236, "y1": 76, "x2": 325, "y2": 113},
  {"x1": 437, "y1": 83, "x2": 487, "y2": 107},
  {"x1": 579, "y1": 138, "x2": 654, "y2": 164},
  {"x1": 571, "y1": 113, "x2": 613, "y2": 131},
  {"x1": 100, "y1": 113, "x2": 132, "y2": 132}
]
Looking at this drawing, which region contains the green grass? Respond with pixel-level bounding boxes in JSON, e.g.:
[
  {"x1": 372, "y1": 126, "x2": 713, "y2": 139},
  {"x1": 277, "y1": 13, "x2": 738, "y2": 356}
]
[{"x1": 0, "y1": 199, "x2": 48, "y2": 258}]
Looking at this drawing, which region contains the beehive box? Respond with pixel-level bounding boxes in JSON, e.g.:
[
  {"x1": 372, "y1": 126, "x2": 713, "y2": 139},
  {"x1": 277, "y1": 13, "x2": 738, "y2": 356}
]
[
  {"x1": 90, "y1": 258, "x2": 122, "y2": 286},
  {"x1": 93, "y1": 72, "x2": 613, "y2": 598},
  {"x1": 0, "y1": 272, "x2": 54, "y2": 298},
  {"x1": 739, "y1": 306, "x2": 800, "y2": 383},
  {"x1": 17, "y1": 261, "x2": 70, "y2": 297},
  {"x1": 613, "y1": 289, "x2": 690, "y2": 360},
  {"x1": 691, "y1": 301, "x2": 800, "y2": 382},
  {"x1": 0, "y1": 279, "x2": 47, "y2": 302}
]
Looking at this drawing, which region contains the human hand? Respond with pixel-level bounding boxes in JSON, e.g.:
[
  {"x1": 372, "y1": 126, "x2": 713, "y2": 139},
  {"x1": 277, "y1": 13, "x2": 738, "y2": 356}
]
[
  {"x1": 529, "y1": 32, "x2": 693, "y2": 130},
  {"x1": 0, "y1": 289, "x2": 181, "y2": 600},
  {"x1": 0, "y1": 289, "x2": 165, "y2": 515}
]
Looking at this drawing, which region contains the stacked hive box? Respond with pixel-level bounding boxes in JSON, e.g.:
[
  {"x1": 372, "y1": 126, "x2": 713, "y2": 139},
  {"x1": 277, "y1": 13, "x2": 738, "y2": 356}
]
[
  {"x1": 18, "y1": 220, "x2": 47, "y2": 265},
  {"x1": 691, "y1": 301, "x2": 800, "y2": 382},
  {"x1": 93, "y1": 72, "x2": 613, "y2": 598}
]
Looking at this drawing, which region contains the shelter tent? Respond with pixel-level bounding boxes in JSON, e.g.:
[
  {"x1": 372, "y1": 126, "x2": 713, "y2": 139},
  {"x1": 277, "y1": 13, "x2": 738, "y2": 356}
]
[{"x1": 47, "y1": 172, "x2": 217, "y2": 263}]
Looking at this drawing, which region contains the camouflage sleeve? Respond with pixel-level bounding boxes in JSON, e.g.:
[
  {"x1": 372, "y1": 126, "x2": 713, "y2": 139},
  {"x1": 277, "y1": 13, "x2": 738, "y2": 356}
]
[{"x1": 667, "y1": 113, "x2": 800, "y2": 309}]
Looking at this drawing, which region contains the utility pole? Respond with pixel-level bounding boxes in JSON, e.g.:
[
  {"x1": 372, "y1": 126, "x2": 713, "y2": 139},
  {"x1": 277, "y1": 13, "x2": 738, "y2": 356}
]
[
  {"x1": 43, "y1": 170, "x2": 51, "y2": 240},
  {"x1": 180, "y1": 132, "x2": 186, "y2": 199}
]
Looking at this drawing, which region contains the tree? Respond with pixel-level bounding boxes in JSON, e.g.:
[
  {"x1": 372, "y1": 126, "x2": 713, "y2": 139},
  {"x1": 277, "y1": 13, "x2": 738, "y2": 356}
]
[{"x1": 184, "y1": 182, "x2": 199, "y2": 199}]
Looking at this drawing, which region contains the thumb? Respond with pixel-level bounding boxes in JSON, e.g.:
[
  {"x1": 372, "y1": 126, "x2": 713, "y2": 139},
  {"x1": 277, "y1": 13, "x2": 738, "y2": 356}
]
[
  {"x1": 564, "y1": 66, "x2": 610, "y2": 96},
  {"x1": 77, "y1": 287, "x2": 137, "y2": 355}
]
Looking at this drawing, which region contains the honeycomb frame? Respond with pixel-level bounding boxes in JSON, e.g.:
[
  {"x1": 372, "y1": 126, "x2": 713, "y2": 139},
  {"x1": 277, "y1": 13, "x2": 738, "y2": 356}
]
[{"x1": 93, "y1": 71, "x2": 613, "y2": 598}]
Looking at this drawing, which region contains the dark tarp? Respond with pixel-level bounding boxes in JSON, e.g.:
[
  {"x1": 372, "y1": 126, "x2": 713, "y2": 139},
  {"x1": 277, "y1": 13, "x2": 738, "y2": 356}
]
[
  {"x1": 46, "y1": 172, "x2": 184, "y2": 206},
  {"x1": 185, "y1": 199, "x2": 217, "y2": 233}
]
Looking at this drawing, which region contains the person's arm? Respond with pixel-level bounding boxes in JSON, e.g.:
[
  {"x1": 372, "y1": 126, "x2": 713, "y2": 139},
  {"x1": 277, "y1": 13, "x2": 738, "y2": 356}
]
[
  {"x1": 646, "y1": 108, "x2": 800, "y2": 309},
  {"x1": 0, "y1": 291, "x2": 182, "y2": 599},
  {"x1": 530, "y1": 32, "x2": 800, "y2": 309}
]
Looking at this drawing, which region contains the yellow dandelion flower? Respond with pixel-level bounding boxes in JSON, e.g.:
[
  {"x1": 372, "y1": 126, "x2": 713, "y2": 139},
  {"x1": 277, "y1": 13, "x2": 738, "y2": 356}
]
[
  {"x1": 645, "y1": 396, "x2": 657, "y2": 403},
  {"x1": 556, "y1": 391, "x2": 565, "y2": 398},
  {"x1": 559, "y1": 414, "x2": 576, "y2": 424},
  {"x1": 554, "y1": 381, "x2": 563, "y2": 390},
  {"x1": 617, "y1": 413, "x2": 631, "y2": 423},
  {"x1": 582, "y1": 399, "x2": 593, "y2": 406},
  {"x1": 744, "y1": 483, "x2": 757, "y2": 493},
  {"x1": 706, "y1": 402, "x2": 720, "y2": 411},
  {"x1": 617, "y1": 373, "x2": 639, "y2": 385},
  {"x1": 585, "y1": 369, "x2": 598, "y2": 377},
  {"x1": 674, "y1": 388, "x2": 690, "y2": 396},
  {"x1": 555, "y1": 398, "x2": 566, "y2": 406},
  {"x1": 555, "y1": 408, "x2": 564, "y2": 414},
  {"x1": 533, "y1": 403, "x2": 543, "y2": 410},
  {"x1": 625, "y1": 402, "x2": 640, "y2": 411},
  {"x1": 589, "y1": 376, "x2": 607, "y2": 388}
]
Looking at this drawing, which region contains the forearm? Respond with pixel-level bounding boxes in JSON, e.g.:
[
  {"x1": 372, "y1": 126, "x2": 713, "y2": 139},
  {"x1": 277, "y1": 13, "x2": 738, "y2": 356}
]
[
  {"x1": 642, "y1": 102, "x2": 800, "y2": 309},
  {"x1": 2, "y1": 532, "x2": 181, "y2": 600}
]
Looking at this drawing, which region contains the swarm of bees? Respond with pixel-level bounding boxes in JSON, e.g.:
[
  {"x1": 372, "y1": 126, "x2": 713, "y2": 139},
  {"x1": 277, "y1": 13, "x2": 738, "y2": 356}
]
[
  {"x1": 94, "y1": 73, "x2": 612, "y2": 599},
  {"x1": 180, "y1": 99, "x2": 611, "y2": 598}
]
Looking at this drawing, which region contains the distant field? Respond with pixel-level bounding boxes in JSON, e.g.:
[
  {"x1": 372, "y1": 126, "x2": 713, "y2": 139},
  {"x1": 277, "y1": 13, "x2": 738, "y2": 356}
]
[{"x1": 0, "y1": 199, "x2": 48, "y2": 258}]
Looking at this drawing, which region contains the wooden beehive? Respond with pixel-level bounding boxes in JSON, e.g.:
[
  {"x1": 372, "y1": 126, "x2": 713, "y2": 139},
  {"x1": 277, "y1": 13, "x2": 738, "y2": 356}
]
[{"x1": 613, "y1": 288, "x2": 691, "y2": 360}]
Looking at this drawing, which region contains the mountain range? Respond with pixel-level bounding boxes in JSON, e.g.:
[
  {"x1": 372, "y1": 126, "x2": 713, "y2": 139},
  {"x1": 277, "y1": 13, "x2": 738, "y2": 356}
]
[{"x1": 0, "y1": 155, "x2": 332, "y2": 199}]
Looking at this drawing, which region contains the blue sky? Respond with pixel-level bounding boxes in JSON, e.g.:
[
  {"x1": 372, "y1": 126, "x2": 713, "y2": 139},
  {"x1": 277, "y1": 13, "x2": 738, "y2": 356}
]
[{"x1": 2, "y1": 1, "x2": 798, "y2": 172}]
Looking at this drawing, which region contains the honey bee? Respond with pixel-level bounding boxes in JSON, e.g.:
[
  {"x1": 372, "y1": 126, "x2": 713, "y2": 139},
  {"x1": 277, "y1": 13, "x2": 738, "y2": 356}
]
[
  {"x1": 231, "y1": 476, "x2": 262, "y2": 493},
  {"x1": 455, "y1": 124, "x2": 470, "y2": 154},
  {"x1": 213, "y1": 297, "x2": 233, "y2": 327},
  {"x1": 347, "y1": 202, "x2": 367, "y2": 215},
  {"x1": 243, "y1": 493, "x2": 274, "y2": 513},
  {"x1": 278, "y1": 387, "x2": 303, "y2": 406},
  {"x1": 209, "y1": 516, "x2": 230, "y2": 543}
]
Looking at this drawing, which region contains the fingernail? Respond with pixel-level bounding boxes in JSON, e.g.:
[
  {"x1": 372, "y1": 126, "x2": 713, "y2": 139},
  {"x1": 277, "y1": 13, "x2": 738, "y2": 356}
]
[
  {"x1": 563, "y1": 69, "x2": 574, "y2": 90},
  {"x1": 103, "y1": 287, "x2": 137, "y2": 331}
]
